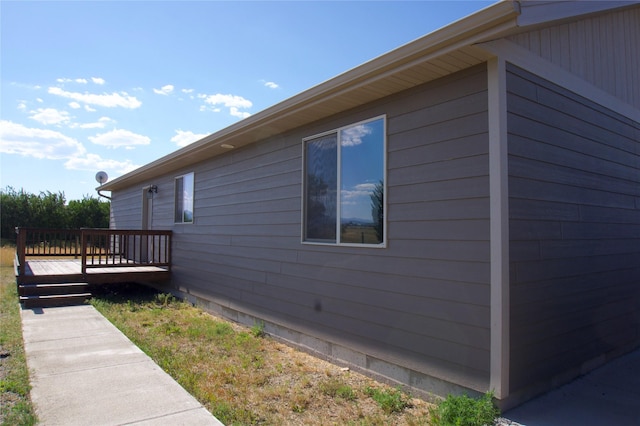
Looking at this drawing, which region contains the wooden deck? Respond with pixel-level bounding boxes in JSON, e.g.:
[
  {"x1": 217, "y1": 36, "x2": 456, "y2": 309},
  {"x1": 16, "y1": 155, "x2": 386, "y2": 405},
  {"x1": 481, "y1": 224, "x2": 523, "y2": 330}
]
[
  {"x1": 20, "y1": 259, "x2": 170, "y2": 284},
  {"x1": 15, "y1": 228, "x2": 172, "y2": 285}
]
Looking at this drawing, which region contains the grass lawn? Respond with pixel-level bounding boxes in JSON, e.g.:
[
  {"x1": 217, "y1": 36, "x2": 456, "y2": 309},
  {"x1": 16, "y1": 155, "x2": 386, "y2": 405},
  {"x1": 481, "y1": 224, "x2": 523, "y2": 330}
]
[
  {"x1": 0, "y1": 266, "x2": 38, "y2": 426},
  {"x1": 91, "y1": 283, "x2": 434, "y2": 425}
]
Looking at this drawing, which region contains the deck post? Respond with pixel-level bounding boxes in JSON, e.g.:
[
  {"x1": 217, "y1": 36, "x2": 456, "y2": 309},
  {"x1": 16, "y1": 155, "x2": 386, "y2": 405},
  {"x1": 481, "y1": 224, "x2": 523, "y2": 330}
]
[
  {"x1": 80, "y1": 230, "x2": 88, "y2": 276},
  {"x1": 166, "y1": 233, "x2": 172, "y2": 272},
  {"x1": 15, "y1": 227, "x2": 26, "y2": 284}
]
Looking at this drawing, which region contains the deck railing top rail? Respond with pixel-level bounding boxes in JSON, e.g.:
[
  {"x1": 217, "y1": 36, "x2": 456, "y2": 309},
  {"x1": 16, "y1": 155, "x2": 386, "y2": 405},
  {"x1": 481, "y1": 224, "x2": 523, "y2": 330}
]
[{"x1": 15, "y1": 227, "x2": 172, "y2": 278}]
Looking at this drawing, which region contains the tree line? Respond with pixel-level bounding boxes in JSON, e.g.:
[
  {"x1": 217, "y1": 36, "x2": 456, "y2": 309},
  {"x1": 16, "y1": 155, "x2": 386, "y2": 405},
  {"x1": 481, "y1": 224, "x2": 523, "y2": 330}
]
[{"x1": 0, "y1": 187, "x2": 110, "y2": 243}]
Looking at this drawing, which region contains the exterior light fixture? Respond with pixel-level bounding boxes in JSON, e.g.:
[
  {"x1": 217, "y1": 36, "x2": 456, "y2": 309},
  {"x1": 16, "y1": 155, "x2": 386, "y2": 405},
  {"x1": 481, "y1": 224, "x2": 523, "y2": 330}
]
[
  {"x1": 221, "y1": 144, "x2": 235, "y2": 149},
  {"x1": 147, "y1": 185, "x2": 158, "y2": 199}
]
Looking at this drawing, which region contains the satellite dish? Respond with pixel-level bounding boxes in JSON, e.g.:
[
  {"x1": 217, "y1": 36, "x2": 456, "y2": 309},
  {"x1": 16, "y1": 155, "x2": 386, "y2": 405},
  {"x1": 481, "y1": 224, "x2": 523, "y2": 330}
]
[{"x1": 95, "y1": 171, "x2": 109, "y2": 185}]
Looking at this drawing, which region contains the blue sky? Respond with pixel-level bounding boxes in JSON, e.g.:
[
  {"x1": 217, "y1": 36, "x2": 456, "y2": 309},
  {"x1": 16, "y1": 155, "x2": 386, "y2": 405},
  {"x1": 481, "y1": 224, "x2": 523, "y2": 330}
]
[{"x1": 1, "y1": 0, "x2": 492, "y2": 202}]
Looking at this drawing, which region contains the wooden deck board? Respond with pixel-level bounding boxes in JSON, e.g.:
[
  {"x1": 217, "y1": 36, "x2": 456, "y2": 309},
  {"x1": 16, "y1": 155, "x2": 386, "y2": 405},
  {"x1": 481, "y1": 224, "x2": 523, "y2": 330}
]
[{"x1": 20, "y1": 259, "x2": 169, "y2": 285}]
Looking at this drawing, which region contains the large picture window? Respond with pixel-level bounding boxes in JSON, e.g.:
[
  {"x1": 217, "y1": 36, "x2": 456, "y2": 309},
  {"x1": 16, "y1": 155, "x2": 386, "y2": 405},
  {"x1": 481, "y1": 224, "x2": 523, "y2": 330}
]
[
  {"x1": 303, "y1": 116, "x2": 385, "y2": 246},
  {"x1": 174, "y1": 172, "x2": 194, "y2": 223}
]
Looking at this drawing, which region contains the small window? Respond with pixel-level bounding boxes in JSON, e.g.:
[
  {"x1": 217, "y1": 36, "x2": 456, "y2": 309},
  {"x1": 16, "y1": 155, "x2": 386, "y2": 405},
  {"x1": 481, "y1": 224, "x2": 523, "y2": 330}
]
[
  {"x1": 175, "y1": 172, "x2": 194, "y2": 223},
  {"x1": 303, "y1": 116, "x2": 386, "y2": 246}
]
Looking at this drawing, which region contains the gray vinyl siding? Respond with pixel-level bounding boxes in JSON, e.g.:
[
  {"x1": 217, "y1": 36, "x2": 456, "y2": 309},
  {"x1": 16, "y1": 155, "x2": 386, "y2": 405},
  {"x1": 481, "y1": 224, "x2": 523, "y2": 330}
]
[
  {"x1": 110, "y1": 65, "x2": 492, "y2": 391},
  {"x1": 506, "y1": 64, "x2": 640, "y2": 394},
  {"x1": 507, "y1": 5, "x2": 640, "y2": 109},
  {"x1": 110, "y1": 188, "x2": 142, "y2": 229}
]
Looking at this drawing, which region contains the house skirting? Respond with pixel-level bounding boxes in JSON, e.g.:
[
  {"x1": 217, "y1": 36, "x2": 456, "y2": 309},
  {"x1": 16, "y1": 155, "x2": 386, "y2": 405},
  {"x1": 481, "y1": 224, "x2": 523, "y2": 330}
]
[{"x1": 149, "y1": 280, "x2": 485, "y2": 404}]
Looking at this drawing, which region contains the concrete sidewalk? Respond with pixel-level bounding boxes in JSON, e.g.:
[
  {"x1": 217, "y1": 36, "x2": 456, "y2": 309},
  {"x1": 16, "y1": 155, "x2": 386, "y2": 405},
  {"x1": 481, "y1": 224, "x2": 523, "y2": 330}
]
[
  {"x1": 21, "y1": 304, "x2": 224, "y2": 426},
  {"x1": 502, "y1": 348, "x2": 640, "y2": 425}
]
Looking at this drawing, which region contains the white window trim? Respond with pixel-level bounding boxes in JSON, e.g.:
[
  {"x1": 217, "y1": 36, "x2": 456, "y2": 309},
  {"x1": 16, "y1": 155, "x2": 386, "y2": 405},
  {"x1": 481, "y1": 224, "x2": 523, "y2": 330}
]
[{"x1": 301, "y1": 115, "x2": 387, "y2": 248}]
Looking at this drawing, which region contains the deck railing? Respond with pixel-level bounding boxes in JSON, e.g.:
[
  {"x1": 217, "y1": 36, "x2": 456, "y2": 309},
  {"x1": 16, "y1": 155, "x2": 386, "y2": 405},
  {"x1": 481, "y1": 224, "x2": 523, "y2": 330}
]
[{"x1": 15, "y1": 227, "x2": 172, "y2": 277}]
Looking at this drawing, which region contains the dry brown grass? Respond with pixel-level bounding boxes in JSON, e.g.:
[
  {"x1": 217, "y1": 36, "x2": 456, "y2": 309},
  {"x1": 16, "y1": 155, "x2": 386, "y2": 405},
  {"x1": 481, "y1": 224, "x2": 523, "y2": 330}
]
[
  {"x1": 92, "y1": 285, "x2": 434, "y2": 425},
  {"x1": 0, "y1": 246, "x2": 15, "y2": 268}
]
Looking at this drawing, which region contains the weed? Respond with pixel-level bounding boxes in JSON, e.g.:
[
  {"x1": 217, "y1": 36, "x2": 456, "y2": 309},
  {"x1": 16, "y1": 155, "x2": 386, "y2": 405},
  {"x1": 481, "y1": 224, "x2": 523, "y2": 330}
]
[
  {"x1": 319, "y1": 378, "x2": 357, "y2": 401},
  {"x1": 292, "y1": 404, "x2": 306, "y2": 413},
  {"x1": 127, "y1": 299, "x2": 138, "y2": 312},
  {"x1": 214, "y1": 322, "x2": 233, "y2": 336},
  {"x1": 291, "y1": 391, "x2": 311, "y2": 413},
  {"x1": 429, "y1": 391, "x2": 500, "y2": 426},
  {"x1": 154, "y1": 292, "x2": 175, "y2": 306},
  {"x1": 251, "y1": 320, "x2": 266, "y2": 338},
  {"x1": 212, "y1": 400, "x2": 260, "y2": 425},
  {"x1": 365, "y1": 386, "x2": 412, "y2": 414},
  {"x1": 160, "y1": 321, "x2": 181, "y2": 336}
]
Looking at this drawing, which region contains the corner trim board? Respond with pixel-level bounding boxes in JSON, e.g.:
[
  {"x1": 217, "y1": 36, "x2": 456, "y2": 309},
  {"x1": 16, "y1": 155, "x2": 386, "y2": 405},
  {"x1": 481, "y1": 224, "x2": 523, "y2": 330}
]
[{"x1": 487, "y1": 56, "x2": 510, "y2": 399}]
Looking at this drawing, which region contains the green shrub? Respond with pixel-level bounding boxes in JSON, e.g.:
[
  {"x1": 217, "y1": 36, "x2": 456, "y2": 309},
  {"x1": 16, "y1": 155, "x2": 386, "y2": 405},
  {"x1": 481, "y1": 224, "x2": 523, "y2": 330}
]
[{"x1": 429, "y1": 391, "x2": 500, "y2": 426}]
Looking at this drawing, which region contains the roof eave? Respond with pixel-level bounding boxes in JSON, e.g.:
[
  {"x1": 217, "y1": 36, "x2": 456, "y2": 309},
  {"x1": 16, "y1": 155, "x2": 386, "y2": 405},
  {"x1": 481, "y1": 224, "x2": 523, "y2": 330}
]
[{"x1": 100, "y1": 0, "x2": 520, "y2": 192}]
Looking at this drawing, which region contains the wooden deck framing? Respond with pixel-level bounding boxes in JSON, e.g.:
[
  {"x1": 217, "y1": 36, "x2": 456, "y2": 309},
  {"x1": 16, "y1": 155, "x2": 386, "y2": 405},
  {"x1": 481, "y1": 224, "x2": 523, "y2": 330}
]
[{"x1": 15, "y1": 228, "x2": 172, "y2": 285}]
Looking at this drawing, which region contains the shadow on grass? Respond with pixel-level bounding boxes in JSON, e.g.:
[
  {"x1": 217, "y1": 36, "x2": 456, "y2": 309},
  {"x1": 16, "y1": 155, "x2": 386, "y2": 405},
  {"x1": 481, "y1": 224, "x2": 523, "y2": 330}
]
[{"x1": 89, "y1": 282, "x2": 160, "y2": 304}]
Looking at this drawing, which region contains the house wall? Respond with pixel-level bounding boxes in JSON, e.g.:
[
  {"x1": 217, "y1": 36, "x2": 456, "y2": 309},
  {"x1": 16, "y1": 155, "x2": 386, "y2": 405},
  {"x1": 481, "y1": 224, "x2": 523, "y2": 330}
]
[
  {"x1": 506, "y1": 63, "x2": 640, "y2": 397},
  {"x1": 110, "y1": 65, "x2": 493, "y2": 395},
  {"x1": 507, "y1": 5, "x2": 640, "y2": 109},
  {"x1": 110, "y1": 188, "x2": 141, "y2": 228}
]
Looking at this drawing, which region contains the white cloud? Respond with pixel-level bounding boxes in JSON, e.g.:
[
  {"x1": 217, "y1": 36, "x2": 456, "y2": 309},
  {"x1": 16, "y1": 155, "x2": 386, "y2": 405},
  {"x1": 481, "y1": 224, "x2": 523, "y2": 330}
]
[
  {"x1": 17, "y1": 101, "x2": 27, "y2": 111},
  {"x1": 74, "y1": 117, "x2": 114, "y2": 129},
  {"x1": 153, "y1": 84, "x2": 174, "y2": 95},
  {"x1": 264, "y1": 81, "x2": 279, "y2": 89},
  {"x1": 229, "y1": 107, "x2": 251, "y2": 119},
  {"x1": 69, "y1": 102, "x2": 81, "y2": 109},
  {"x1": 203, "y1": 94, "x2": 252, "y2": 109},
  {"x1": 341, "y1": 183, "x2": 377, "y2": 206},
  {"x1": 0, "y1": 120, "x2": 86, "y2": 160},
  {"x1": 57, "y1": 78, "x2": 88, "y2": 84},
  {"x1": 11, "y1": 82, "x2": 41, "y2": 90},
  {"x1": 181, "y1": 88, "x2": 195, "y2": 99},
  {"x1": 171, "y1": 130, "x2": 208, "y2": 147},
  {"x1": 64, "y1": 153, "x2": 139, "y2": 174},
  {"x1": 89, "y1": 128, "x2": 151, "y2": 149},
  {"x1": 91, "y1": 77, "x2": 105, "y2": 85},
  {"x1": 0, "y1": 120, "x2": 139, "y2": 174},
  {"x1": 341, "y1": 124, "x2": 372, "y2": 147},
  {"x1": 48, "y1": 87, "x2": 142, "y2": 109},
  {"x1": 201, "y1": 93, "x2": 252, "y2": 118},
  {"x1": 84, "y1": 105, "x2": 97, "y2": 112},
  {"x1": 29, "y1": 108, "x2": 71, "y2": 125}
]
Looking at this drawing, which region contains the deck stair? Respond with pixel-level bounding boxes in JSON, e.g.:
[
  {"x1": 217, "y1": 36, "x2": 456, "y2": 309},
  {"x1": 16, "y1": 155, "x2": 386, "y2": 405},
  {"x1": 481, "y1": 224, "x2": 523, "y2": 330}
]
[{"x1": 18, "y1": 282, "x2": 91, "y2": 309}]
